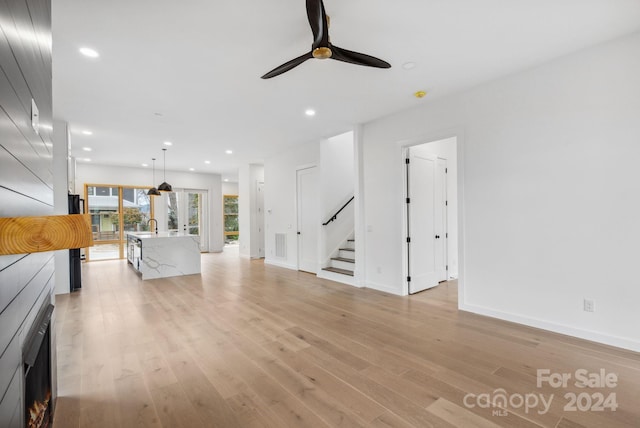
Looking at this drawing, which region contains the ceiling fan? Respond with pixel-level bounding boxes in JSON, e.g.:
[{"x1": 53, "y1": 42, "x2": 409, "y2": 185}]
[{"x1": 261, "y1": 0, "x2": 391, "y2": 79}]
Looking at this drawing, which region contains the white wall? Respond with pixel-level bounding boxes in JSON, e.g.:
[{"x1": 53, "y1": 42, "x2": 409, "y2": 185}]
[
  {"x1": 361, "y1": 32, "x2": 640, "y2": 351},
  {"x1": 76, "y1": 163, "x2": 224, "y2": 252},
  {"x1": 222, "y1": 181, "x2": 238, "y2": 195},
  {"x1": 238, "y1": 165, "x2": 264, "y2": 258},
  {"x1": 264, "y1": 142, "x2": 320, "y2": 269},
  {"x1": 53, "y1": 120, "x2": 70, "y2": 295},
  {"x1": 319, "y1": 132, "x2": 355, "y2": 266},
  {"x1": 411, "y1": 137, "x2": 459, "y2": 279}
]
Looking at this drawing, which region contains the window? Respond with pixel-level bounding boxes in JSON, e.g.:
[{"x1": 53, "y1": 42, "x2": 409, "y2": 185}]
[
  {"x1": 85, "y1": 185, "x2": 155, "y2": 260},
  {"x1": 122, "y1": 188, "x2": 134, "y2": 203},
  {"x1": 167, "y1": 192, "x2": 179, "y2": 231},
  {"x1": 223, "y1": 195, "x2": 239, "y2": 242}
]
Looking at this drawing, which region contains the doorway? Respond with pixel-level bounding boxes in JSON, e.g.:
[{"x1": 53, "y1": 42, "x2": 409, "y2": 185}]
[
  {"x1": 167, "y1": 189, "x2": 209, "y2": 252},
  {"x1": 404, "y1": 137, "x2": 459, "y2": 294},
  {"x1": 84, "y1": 184, "x2": 155, "y2": 261},
  {"x1": 257, "y1": 181, "x2": 265, "y2": 258},
  {"x1": 296, "y1": 166, "x2": 319, "y2": 273}
]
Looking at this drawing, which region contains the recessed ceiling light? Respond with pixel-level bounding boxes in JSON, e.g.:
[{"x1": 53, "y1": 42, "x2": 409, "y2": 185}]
[
  {"x1": 82, "y1": 147, "x2": 92, "y2": 152},
  {"x1": 189, "y1": 168, "x2": 195, "y2": 171},
  {"x1": 224, "y1": 179, "x2": 229, "y2": 182},
  {"x1": 305, "y1": 109, "x2": 316, "y2": 117},
  {"x1": 82, "y1": 130, "x2": 93, "y2": 135},
  {"x1": 163, "y1": 141, "x2": 172, "y2": 146},
  {"x1": 79, "y1": 47, "x2": 99, "y2": 58},
  {"x1": 141, "y1": 163, "x2": 149, "y2": 167},
  {"x1": 83, "y1": 158, "x2": 92, "y2": 162},
  {"x1": 205, "y1": 160, "x2": 211, "y2": 164},
  {"x1": 225, "y1": 150, "x2": 233, "y2": 155},
  {"x1": 402, "y1": 62, "x2": 416, "y2": 70}
]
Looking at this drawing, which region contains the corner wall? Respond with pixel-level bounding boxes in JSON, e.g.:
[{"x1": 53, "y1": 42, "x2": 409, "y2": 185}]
[
  {"x1": 264, "y1": 143, "x2": 320, "y2": 269},
  {"x1": 238, "y1": 164, "x2": 264, "y2": 258},
  {"x1": 361, "y1": 32, "x2": 640, "y2": 351},
  {"x1": 319, "y1": 132, "x2": 355, "y2": 267},
  {"x1": 52, "y1": 120, "x2": 70, "y2": 295}
]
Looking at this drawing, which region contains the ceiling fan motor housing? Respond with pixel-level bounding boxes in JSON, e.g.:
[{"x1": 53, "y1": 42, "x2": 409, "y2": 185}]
[{"x1": 313, "y1": 47, "x2": 332, "y2": 59}]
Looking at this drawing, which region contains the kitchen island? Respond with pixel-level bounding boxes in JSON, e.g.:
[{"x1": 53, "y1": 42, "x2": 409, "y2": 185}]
[{"x1": 126, "y1": 231, "x2": 201, "y2": 280}]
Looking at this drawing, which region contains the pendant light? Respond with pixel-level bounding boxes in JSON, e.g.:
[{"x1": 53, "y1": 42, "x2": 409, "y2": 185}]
[
  {"x1": 147, "y1": 158, "x2": 161, "y2": 196},
  {"x1": 158, "y1": 148, "x2": 172, "y2": 192}
]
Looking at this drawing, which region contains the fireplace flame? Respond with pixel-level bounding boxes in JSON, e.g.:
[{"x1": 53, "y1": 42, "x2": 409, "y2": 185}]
[{"x1": 27, "y1": 390, "x2": 51, "y2": 428}]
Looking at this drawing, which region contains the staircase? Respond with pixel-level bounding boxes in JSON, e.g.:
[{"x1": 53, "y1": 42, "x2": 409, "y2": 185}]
[{"x1": 322, "y1": 238, "x2": 355, "y2": 277}]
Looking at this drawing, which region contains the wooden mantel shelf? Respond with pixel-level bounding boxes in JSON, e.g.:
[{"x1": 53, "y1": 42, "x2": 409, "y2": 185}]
[{"x1": 0, "y1": 214, "x2": 93, "y2": 255}]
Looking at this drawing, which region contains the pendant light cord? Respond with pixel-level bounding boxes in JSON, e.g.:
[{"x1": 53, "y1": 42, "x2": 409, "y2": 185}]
[{"x1": 163, "y1": 148, "x2": 167, "y2": 181}]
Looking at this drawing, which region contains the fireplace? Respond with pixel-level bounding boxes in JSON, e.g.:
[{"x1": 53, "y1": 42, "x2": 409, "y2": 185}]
[{"x1": 23, "y1": 303, "x2": 54, "y2": 428}]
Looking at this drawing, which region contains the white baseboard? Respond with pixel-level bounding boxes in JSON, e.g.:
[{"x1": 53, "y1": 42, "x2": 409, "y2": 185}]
[
  {"x1": 365, "y1": 281, "x2": 403, "y2": 296},
  {"x1": 317, "y1": 269, "x2": 361, "y2": 287},
  {"x1": 459, "y1": 303, "x2": 640, "y2": 353},
  {"x1": 264, "y1": 258, "x2": 297, "y2": 270}
]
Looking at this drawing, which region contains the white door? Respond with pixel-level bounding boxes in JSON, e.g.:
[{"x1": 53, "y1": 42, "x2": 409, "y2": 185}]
[
  {"x1": 297, "y1": 167, "x2": 319, "y2": 273},
  {"x1": 167, "y1": 189, "x2": 208, "y2": 251},
  {"x1": 407, "y1": 148, "x2": 447, "y2": 293},
  {"x1": 257, "y1": 182, "x2": 265, "y2": 258},
  {"x1": 435, "y1": 159, "x2": 448, "y2": 282}
]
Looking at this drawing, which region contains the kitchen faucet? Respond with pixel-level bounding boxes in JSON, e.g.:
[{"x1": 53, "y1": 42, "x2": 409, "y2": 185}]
[{"x1": 147, "y1": 218, "x2": 158, "y2": 234}]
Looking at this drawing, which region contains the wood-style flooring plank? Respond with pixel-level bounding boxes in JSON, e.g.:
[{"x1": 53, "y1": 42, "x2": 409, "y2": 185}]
[{"x1": 52, "y1": 249, "x2": 640, "y2": 428}]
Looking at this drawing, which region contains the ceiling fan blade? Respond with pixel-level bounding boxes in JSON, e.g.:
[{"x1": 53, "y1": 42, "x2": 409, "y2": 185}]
[
  {"x1": 330, "y1": 45, "x2": 391, "y2": 69},
  {"x1": 306, "y1": 0, "x2": 329, "y2": 49},
  {"x1": 261, "y1": 52, "x2": 314, "y2": 79}
]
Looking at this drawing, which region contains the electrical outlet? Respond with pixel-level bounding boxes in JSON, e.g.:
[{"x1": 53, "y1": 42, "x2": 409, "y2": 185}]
[{"x1": 583, "y1": 299, "x2": 595, "y2": 312}]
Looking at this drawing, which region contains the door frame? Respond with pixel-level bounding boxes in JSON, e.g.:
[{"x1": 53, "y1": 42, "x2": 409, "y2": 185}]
[
  {"x1": 256, "y1": 181, "x2": 265, "y2": 258},
  {"x1": 295, "y1": 163, "x2": 319, "y2": 273},
  {"x1": 405, "y1": 150, "x2": 445, "y2": 294},
  {"x1": 169, "y1": 188, "x2": 209, "y2": 252},
  {"x1": 399, "y1": 131, "x2": 466, "y2": 302},
  {"x1": 84, "y1": 183, "x2": 156, "y2": 261}
]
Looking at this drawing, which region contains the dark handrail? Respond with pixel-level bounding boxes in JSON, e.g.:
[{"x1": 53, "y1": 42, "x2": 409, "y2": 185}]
[{"x1": 322, "y1": 196, "x2": 354, "y2": 226}]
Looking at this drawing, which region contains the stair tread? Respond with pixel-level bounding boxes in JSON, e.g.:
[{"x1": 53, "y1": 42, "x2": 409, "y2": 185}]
[
  {"x1": 339, "y1": 248, "x2": 355, "y2": 251},
  {"x1": 322, "y1": 267, "x2": 354, "y2": 276},
  {"x1": 347, "y1": 239, "x2": 355, "y2": 242},
  {"x1": 331, "y1": 257, "x2": 355, "y2": 263}
]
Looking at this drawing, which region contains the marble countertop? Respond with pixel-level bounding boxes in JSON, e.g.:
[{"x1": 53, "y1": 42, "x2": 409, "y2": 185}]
[
  {"x1": 126, "y1": 231, "x2": 201, "y2": 280},
  {"x1": 127, "y1": 231, "x2": 198, "y2": 239}
]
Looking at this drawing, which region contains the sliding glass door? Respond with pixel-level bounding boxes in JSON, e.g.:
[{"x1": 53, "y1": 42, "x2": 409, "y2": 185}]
[{"x1": 85, "y1": 185, "x2": 155, "y2": 260}]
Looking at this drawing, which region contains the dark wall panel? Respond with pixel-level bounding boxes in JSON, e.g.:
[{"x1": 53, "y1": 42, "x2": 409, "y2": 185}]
[
  {"x1": 0, "y1": 0, "x2": 54, "y2": 416},
  {"x1": 0, "y1": 257, "x2": 54, "y2": 357},
  {"x1": 0, "y1": 64, "x2": 54, "y2": 177},
  {"x1": 0, "y1": 368, "x2": 21, "y2": 427},
  {"x1": 0, "y1": 34, "x2": 53, "y2": 167},
  {"x1": 0, "y1": 253, "x2": 52, "y2": 314},
  {"x1": 0, "y1": 334, "x2": 20, "y2": 406},
  {"x1": 1, "y1": 0, "x2": 52, "y2": 124},
  {"x1": 0, "y1": 186, "x2": 52, "y2": 219},
  {"x1": 0, "y1": 143, "x2": 53, "y2": 206}
]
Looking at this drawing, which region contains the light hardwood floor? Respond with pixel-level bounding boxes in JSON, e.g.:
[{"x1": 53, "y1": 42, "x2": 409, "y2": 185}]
[{"x1": 53, "y1": 249, "x2": 640, "y2": 427}]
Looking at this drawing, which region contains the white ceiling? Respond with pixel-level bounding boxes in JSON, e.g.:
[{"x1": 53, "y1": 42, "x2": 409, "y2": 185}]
[{"x1": 52, "y1": 0, "x2": 640, "y2": 181}]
